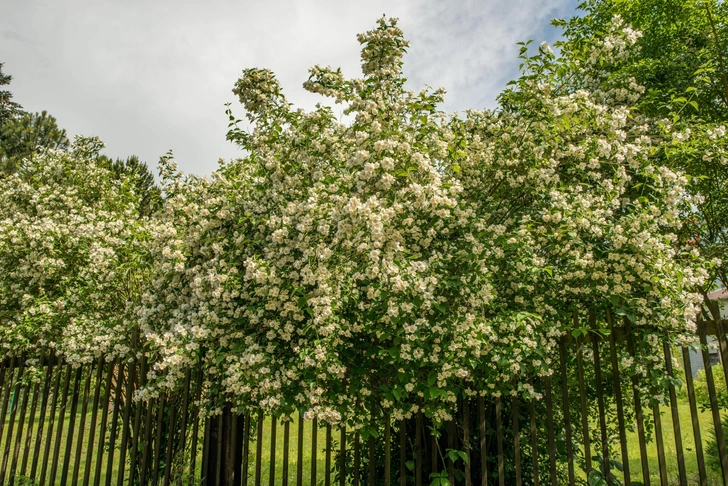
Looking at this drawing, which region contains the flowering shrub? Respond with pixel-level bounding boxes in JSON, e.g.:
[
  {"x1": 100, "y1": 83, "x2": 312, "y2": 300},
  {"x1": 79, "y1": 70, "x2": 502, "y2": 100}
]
[
  {"x1": 137, "y1": 17, "x2": 708, "y2": 429},
  {"x1": 0, "y1": 137, "x2": 158, "y2": 365}
]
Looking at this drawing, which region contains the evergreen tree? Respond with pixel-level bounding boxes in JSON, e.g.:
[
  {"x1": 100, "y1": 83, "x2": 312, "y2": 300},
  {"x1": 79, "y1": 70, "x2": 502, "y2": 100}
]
[
  {"x1": 0, "y1": 62, "x2": 24, "y2": 128},
  {"x1": 98, "y1": 154, "x2": 163, "y2": 217},
  {"x1": 0, "y1": 110, "x2": 69, "y2": 174}
]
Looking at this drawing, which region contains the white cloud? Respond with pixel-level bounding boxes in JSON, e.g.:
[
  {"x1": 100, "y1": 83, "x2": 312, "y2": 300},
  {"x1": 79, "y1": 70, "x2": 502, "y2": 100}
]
[{"x1": 1, "y1": 0, "x2": 577, "y2": 175}]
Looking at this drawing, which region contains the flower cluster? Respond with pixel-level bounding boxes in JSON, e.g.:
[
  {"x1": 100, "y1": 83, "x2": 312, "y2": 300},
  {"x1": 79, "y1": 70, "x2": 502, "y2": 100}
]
[
  {"x1": 138, "y1": 17, "x2": 707, "y2": 425},
  {"x1": 0, "y1": 137, "x2": 159, "y2": 366}
]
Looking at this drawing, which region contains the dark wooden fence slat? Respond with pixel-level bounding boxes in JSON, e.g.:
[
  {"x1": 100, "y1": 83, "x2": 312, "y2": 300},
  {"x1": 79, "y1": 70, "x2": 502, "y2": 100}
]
[
  {"x1": 699, "y1": 320, "x2": 728, "y2": 486},
  {"x1": 625, "y1": 320, "x2": 651, "y2": 486},
  {"x1": 430, "y1": 423, "x2": 437, "y2": 478},
  {"x1": 270, "y1": 414, "x2": 278, "y2": 486},
  {"x1": 478, "y1": 397, "x2": 487, "y2": 486},
  {"x1": 83, "y1": 360, "x2": 106, "y2": 486},
  {"x1": 447, "y1": 420, "x2": 455, "y2": 484},
  {"x1": 463, "y1": 399, "x2": 471, "y2": 486},
  {"x1": 201, "y1": 415, "x2": 211, "y2": 486},
  {"x1": 297, "y1": 411, "x2": 304, "y2": 486},
  {"x1": 512, "y1": 395, "x2": 522, "y2": 486},
  {"x1": 558, "y1": 341, "x2": 575, "y2": 485},
  {"x1": 50, "y1": 363, "x2": 73, "y2": 486},
  {"x1": 117, "y1": 361, "x2": 136, "y2": 486},
  {"x1": 255, "y1": 411, "x2": 263, "y2": 486},
  {"x1": 496, "y1": 396, "x2": 504, "y2": 486},
  {"x1": 241, "y1": 412, "x2": 251, "y2": 486},
  {"x1": 163, "y1": 386, "x2": 179, "y2": 486},
  {"x1": 681, "y1": 345, "x2": 708, "y2": 486},
  {"x1": 663, "y1": 342, "x2": 688, "y2": 486},
  {"x1": 152, "y1": 389, "x2": 167, "y2": 486},
  {"x1": 40, "y1": 358, "x2": 64, "y2": 486},
  {"x1": 129, "y1": 357, "x2": 147, "y2": 486},
  {"x1": 313, "y1": 417, "x2": 320, "y2": 486},
  {"x1": 591, "y1": 311, "x2": 611, "y2": 485},
  {"x1": 20, "y1": 355, "x2": 43, "y2": 478},
  {"x1": 415, "y1": 410, "x2": 422, "y2": 486},
  {"x1": 140, "y1": 396, "x2": 156, "y2": 486},
  {"x1": 0, "y1": 357, "x2": 17, "y2": 463},
  {"x1": 0, "y1": 357, "x2": 24, "y2": 485},
  {"x1": 92, "y1": 360, "x2": 115, "y2": 486},
  {"x1": 282, "y1": 418, "x2": 290, "y2": 486},
  {"x1": 368, "y1": 421, "x2": 374, "y2": 486},
  {"x1": 325, "y1": 422, "x2": 332, "y2": 486},
  {"x1": 399, "y1": 419, "x2": 406, "y2": 486},
  {"x1": 544, "y1": 375, "x2": 557, "y2": 486},
  {"x1": 16, "y1": 358, "x2": 37, "y2": 481},
  {"x1": 606, "y1": 310, "x2": 631, "y2": 486},
  {"x1": 190, "y1": 360, "x2": 204, "y2": 486},
  {"x1": 652, "y1": 403, "x2": 669, "y2": 485},
  {"x1": 527, "y1": 389, "x2": 537, "y2": 486},
  {"x1": 10, "y1": 367, "x2": 30, "y2": 485},
  {"x1": 575, "y1": 334, "x2": 592, "y2": 475},
  {"x1": 340, "y1": 425, "x2": 346, "y2": 486},
  {"x1": 72, "y1": 363, "x2": 94, "y2": 486},
  {"x1": 215, "y1": 413, "x2": 224, "y2": 486},
  {"x1": 59, "y1": 366, "x2": 83, "y2": 486},
  {"x1": 104, "y1": 359, "x2": 124, "y2": 486},
  {"x1": 384, "y1": 416, "x2": 391, "y2": 486},
  {"x1": 353, "y1": 430, "x2": 360, "y2": 486}
]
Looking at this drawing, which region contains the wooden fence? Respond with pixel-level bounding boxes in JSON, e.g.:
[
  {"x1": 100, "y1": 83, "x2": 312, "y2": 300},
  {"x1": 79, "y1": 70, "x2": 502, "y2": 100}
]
[{"x1": 2, "y1": 315, "x2": 728, "y2": 485}]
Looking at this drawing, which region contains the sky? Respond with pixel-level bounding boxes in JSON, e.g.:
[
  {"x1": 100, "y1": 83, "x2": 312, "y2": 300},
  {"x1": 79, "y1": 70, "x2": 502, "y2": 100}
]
[{"x1": 1, "y1": 0, "x2": 580, "y2": 176}]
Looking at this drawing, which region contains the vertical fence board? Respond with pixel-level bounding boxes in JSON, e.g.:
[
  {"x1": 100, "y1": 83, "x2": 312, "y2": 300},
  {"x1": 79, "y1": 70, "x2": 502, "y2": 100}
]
[
  {"x1": 606, "y1": 310, "x2": 631, "y2": 486},
  {"x1": 663, "y1": 342, "x2": 688, "y2": 486},
  {"x1": 129, "y1": 358, "x2": 147, "y2": 486},
  {"x1": 72, "y1": 363, "x2": 94, "y2": 486},
  {"x1": 512, "y1": 395, "x2": 522, "y2": 486},
  {"x1": 20, "y1": 357, "x2": 42, "y2": 478},
  {"x1": 33, "y1": 358, "x2": 55, "y2": 481},
  {"x1": 282, "y1": 418, "x2": 290, "y2": 486},
  {"x1": 60, "y1": 366, "x2": 83, "y2": 486},
  {"x1": 384, "y1": 417, "x2": 391, "y2": 486},
  {"x1": 104, "y1": 360, "x2": 124, "y2": 486},
  {"x1": 478, "y1": 397, "x2": 487, "y2": 486},
  {"x1": 591, "y1": 320, "x2": 611, "y2": 484},
  {"x1": 575, "y1": 334, "x2": 592, "y2": 475},
  {"x1": 652, "y1": 403, "x2": 669, "y2": 486},
  {"x1": 40, "y1": 358, "x2": 63, "y2": 486},
  {"x1": 625, "y1": 320, "x2": 651, "y2": 486},
  {"x1": 0, "y1": 358, "x2": 23, "y2": 485},
  {"x1": 463, "y1": 399, "x2": 471, "y2": 486},
  {"x1": 297, "y1": 411, "x2": 304, "y2": 486},
  {"x1": 50, "y1": 363, "x2": 73, "y2": 486},
  {"x1": 270, "y1": 415, "x2": 278, "y2": 486},
  {"x1": 10, "y1": 361, "x2": 31, "y2": 484},
  {"x1": 313, "y1": 417, "x2": 319, "y2": 486},
  {"x1": 399, "y1": 419, "x2": 406, "y2": 486},
  {"x1": 83, "y1": 360, "x2": 105, "y2": 486},
  {"x1": 255, "y1": 411, "x2": 263, "y2": 486},
  {"x1": 527, "y1": 390, "x2": 537, "y2": 486},
  {"x1": 340, "y1": 425, "x2": 346, "y2": 486},
  {"x1": 681, "y1": 345, "x2": 708, "y2": 486},
  {"x1": 699, "y1": 322, "x2": 728, "y2": 486},
  {"x1": 496, "y1": 396, "x2": 504, "y2": 486},
  {"x1": 163, "y1": 387, "x2": 179, "y2": 486},
  {"x1": 558, "y1": 341, "x2": 574, "y2": 485},
  {"x1": 415, "y1": 410, "x2": 422, "y2": 486},
  {"x1": 353, "y1": 431, "x2": 360, "y2": 486}
]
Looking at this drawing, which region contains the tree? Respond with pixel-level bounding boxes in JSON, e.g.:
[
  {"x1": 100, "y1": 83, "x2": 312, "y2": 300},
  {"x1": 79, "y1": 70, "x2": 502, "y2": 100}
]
[
  {"x1": 0, "y1": 62, "x2": 24, "y2": 129},
  {"x1": 553, "y1": 0, "x2": 728, "y2": 292},
  {"x1": 97, "y1": 154, "x2": 163, "y2": 217},
  {"x1": 0, "y1": 136, "x2": 160, "y2": 363},
  {"x1": 0, "y1": 110, "x2": 69, "y2": 175},
  {"x1": 139, "y1": 18, "x2": 705, "y2": 437}
]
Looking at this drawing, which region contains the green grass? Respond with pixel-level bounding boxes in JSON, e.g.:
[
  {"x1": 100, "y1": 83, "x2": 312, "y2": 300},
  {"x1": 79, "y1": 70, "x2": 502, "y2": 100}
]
[
  {"x1": 0, "y1": 395, "x2": 332, "y2": 485},
  {"x1": 622, "y1": 401, "x2": 723, "y2": 486},
  {"x1": 0, "y1": 386, "x2": 726, "y2": 485}
]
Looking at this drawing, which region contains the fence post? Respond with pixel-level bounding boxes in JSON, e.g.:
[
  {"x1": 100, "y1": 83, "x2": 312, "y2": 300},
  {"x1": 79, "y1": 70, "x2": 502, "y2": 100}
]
[{"x1": 204, "y1": 404, "x2": 244, "y2": 486}]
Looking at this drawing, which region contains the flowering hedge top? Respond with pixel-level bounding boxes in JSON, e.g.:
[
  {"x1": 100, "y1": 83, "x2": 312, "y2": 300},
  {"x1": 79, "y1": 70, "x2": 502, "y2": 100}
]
[
  {"x1": 0, "y1": 137, "x2": 158, "y2": 365},
  {"x1": 138, "y1": 17, "x2": 708, "y2": 426}
]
